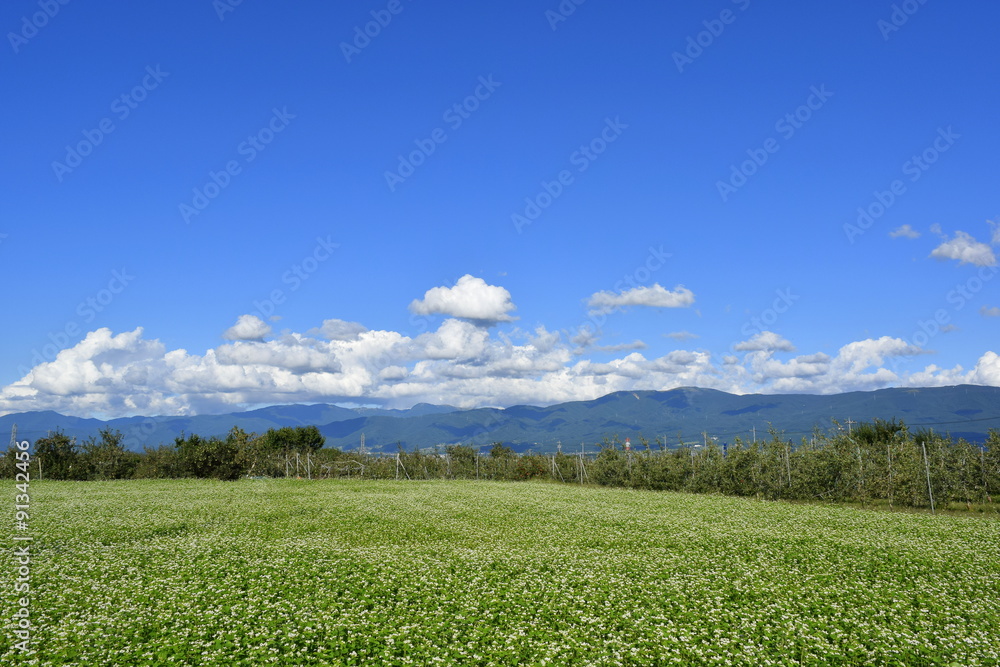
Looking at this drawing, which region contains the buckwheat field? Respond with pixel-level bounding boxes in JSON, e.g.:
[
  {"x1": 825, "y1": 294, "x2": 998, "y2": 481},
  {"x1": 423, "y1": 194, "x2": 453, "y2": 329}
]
[{"x1": 4, "y1": 479, "x2": 998, "y2": 666}]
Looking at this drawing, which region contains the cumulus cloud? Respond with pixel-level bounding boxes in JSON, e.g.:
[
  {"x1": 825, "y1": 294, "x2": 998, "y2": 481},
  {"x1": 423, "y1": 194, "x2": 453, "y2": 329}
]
[
  {"x1": 981, "y1": 306, "x2": 1000, "y2": 318},
  {"x1": 889, "y1": 224, "x2": 920, "y2": 239},
  {"x1": 930, "y1": 231, "x2": 997, "y2": 267},
  {"x1": 1, "y1": 322, "x2": 996, "y2": 420},
  {"x1": 750, "y1": 353, "x2": 831, "y2": 380},
  {"x1": 414, "y1": 319, "x2": 490, "y2": 361},
  {"x1": 409, "y1": 275, "x2": 517, "y2": 324},
  {"x1": 836, "y1": 336, "x2": 925, "y2": 371},
  {"x1": 587, "y1": 284, "x2": 695, "y2": 316},
  {"x1": 969, "y1": 351, "x2": 1000, "y2": 385},
  {"x1": 223, "y1": 314, "x2": 271, "y2": 341},
  {"x1": 312, "y1": 318, "x2": 368, "y2": 341},
  {"x1": 570, "y1": 326, "x2": 599, "y2": 348},
  {"x1": 215, "y1": 339, "x2": 341, "y2": 374},
  {"x1": 733, "y1": 331, "x2": 796, "y2": 353}
]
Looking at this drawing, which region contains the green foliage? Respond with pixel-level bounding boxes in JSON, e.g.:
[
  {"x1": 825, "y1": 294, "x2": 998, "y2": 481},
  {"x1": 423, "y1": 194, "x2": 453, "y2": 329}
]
[
  {"x1": 79, "y1": 428, "x2": 137, "y2": 480},
  {"x1": 489, "y1": 442, "x2": 514, "y2": 458},
  {"x1": 175, "y1": 433, "x2": 243, "y2": 481},
  {"x1": 3, "y1": 419, "x2": 999, "y2": 512},
  {"x1": 256, "y1": 425, "x2": 325, "y2": 453},
  {"x1": 34, "y1": 429, "x2": 79, "y2": 480},
  {"x1": 133, "y1": 443, "x2": 183, "y2": 479}
]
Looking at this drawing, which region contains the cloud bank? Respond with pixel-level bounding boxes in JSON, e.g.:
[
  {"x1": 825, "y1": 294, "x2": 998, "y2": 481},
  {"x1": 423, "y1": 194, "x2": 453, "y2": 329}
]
[{"x1": 2, "y1": 274, "x2": 997, "y2": 419}]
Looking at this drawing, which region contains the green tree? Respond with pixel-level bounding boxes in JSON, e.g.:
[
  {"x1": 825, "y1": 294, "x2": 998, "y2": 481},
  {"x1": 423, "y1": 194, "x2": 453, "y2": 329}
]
[
  {"x1": 257, "y1": 426, "x2": 325, "y2": 453},
  {"x1": 489, "y1": 443, "x2": 514, "y2": 458},
  {"x1": 134, "y1": 443, "x2": 183, "y2": 479},
  {"x1": 176, "y1": 432, "x2": 243, "y2": 480},
  {"x1": 80, "y1": 428, "x2": 136, "y2": 480},
  {"x1": 34, "y1": 429, "x2": 79, "y2": 480}
]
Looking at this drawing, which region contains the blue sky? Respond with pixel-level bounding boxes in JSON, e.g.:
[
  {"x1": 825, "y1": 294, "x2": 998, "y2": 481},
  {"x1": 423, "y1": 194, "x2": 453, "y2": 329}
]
[{"x1": 2, "y1": 0, "x2": 999, "y2": 419}]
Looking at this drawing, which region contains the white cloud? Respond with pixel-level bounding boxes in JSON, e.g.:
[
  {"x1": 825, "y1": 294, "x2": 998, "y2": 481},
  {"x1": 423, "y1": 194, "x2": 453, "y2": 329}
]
[
  {"x1": 215, "y1": 339, "x2": 341, "y2": 374},
  {"x1": 665, "y1": 331, "x2": 699, "y2": 341},
  {"x1": 980, "y1": 306, "x2": 1000, "y2": 318},
  {"x1": 835, "y1": 336, "x2": 925, "y2": 371},
  {"x1": 1, "y1": 321, "x2": 996, "y2": 420},
  {"x1": 312, "y1": 318, "x2": 368, "y2": 341},
  {"x1": 752, "y1": 353, "x2": 831, "y2": 380},
  {"x1": 930, "y1": 231, "x2": 997, "y2": 267},
  {"x1": 733, "y1": 331, "x2": 796, "y2": 352},
  {"x1": 593, "y1": 341, "x2": 648, "y2": 353},
  {"x1": 969, "y1": 351, "x2": 1000, "y2": 385},
  {"x1": 889, "y1": 224, "x2": 920, "y2": 239},
  {"x1": 990, "y1": 220, "x2": 1000, "y2": 246},
  {"x1": 409, "y1": 275, "x2": 517, "y2": 324},
  {"x1": 414, "y1": 319, "x2": 490, "y2": 361},
  {"x1": 587, "y1": 283, "x2": 695, "y2": 316},
  {"x1": 223, "y1": 314, "x2": 271, "y2": 341},
  {"x1": 570, "y1": 326, "x2": 599, "y2": 348}
]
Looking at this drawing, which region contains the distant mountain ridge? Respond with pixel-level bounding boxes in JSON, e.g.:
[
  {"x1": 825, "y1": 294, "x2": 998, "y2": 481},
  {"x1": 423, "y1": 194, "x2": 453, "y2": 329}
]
[{"x1": 2, "y1": 385, "x2": 998, "y2": 453}]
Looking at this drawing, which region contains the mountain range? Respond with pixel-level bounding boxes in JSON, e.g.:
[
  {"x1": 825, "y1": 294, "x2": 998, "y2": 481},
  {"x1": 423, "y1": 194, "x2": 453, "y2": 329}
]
[{"x1": 3, "y1": 385, "x2": 998, "y2": 453}]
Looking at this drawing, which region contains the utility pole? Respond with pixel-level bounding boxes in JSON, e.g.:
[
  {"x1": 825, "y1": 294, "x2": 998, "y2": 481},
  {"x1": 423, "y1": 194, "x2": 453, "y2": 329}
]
[{"x1": 845, "y1": 418, "x2": 856, "y2": 436}]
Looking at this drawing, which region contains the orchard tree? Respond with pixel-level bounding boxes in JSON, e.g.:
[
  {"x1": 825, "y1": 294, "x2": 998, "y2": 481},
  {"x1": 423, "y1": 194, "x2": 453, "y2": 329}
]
[
  {"x1": 34, "y1": 429, "x2": 79, "y2": 480},
  {"x1": 80, "y1": 428, "x2": 136, "y2": 480}
]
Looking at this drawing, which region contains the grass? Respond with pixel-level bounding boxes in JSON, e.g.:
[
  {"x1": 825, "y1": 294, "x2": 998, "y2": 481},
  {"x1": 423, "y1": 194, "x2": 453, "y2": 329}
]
[{"x1": 3, "y1": 479, "x2": 999, "y2": 665}]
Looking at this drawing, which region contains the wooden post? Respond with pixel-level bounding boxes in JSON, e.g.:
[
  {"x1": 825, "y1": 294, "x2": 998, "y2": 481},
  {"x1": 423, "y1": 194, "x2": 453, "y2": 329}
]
[
  {"x1": 982, "y1": 447, "x2": 989, "y2": 502},
  {"x1": 922, "y1": 441, "x2": 935, "y2": 514},
  {"x1": 887, "y1": 443, "x2": 893, "y2": 506},
  {"x1": 857, "y1": 445, "x2": 864, "y2": 494}
]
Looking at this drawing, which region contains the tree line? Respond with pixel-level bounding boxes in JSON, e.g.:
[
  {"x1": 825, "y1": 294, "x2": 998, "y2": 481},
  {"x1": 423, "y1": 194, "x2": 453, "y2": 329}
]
[
  {"x1": 3, "y1": 420, "x2": 999, "y2": 510},
  {"x1": 2, "y1": 425, "x2": 324, "y2": 482}
]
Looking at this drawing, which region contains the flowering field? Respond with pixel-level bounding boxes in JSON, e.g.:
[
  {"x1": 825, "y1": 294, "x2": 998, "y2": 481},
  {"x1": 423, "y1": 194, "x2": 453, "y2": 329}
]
[{"x1": 4, "y1": 480, "x2": 999, "y2": 666}]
